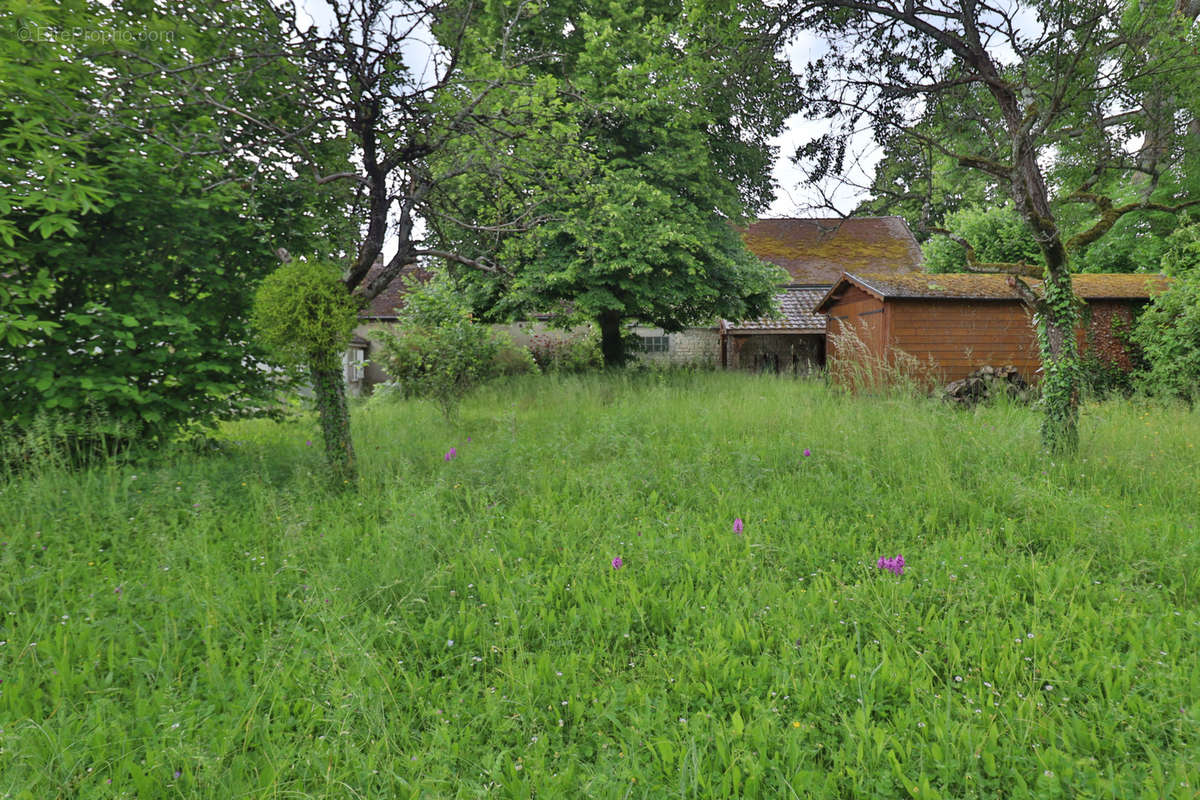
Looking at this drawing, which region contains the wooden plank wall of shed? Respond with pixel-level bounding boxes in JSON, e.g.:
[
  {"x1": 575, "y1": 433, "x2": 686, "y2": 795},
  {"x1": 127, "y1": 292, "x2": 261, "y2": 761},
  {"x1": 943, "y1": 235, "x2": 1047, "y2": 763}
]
[
  {"x1": 888, "y1": 299, "x2": 1041, "y2": 384},
  {"x1": 825, "y1": 286, "x2": 889, "y2": 386},
  {"x1": 825, "y1": 286, "x2": 886, "y2": 361}
]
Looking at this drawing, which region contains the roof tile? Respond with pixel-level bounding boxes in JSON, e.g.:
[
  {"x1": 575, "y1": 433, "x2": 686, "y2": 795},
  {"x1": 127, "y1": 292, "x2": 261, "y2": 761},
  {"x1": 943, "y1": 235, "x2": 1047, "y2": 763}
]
[{"x1": 728, "y1": 286, "x2": 827, "y2": 332}]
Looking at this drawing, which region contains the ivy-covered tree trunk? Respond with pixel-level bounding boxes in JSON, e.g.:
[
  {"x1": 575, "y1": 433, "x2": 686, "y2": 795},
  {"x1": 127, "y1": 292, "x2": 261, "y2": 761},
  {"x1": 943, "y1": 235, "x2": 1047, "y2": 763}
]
[
  {"x1": 310, "y1": 360, "x2": 357, "y2": 486},
  {"x1": 1010, "y1": 137, "x2": 1081, "y2": 454},
  {"x1": 1036, "y1": 268, "x2": 1081, "y2": 454},
  {"x1": 598, "y1": 311, "x2": 625, "y2": 367}
]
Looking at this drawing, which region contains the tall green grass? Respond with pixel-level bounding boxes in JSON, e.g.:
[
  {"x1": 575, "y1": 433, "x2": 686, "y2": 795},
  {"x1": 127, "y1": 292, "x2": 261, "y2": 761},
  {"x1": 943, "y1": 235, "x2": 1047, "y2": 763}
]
[{"x1": 1, "y1": 372, "x2": 1198, "y2": 798}]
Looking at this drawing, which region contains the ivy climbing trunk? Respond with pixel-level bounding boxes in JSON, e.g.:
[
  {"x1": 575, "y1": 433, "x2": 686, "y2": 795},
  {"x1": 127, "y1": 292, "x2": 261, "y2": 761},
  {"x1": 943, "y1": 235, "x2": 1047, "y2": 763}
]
[
  {"x1": 598, "y1": 311, "x2": 625, "y2": 367},
  {"x1": 310, "y1": 360, "x2": 357, "y2": 485},
  {"x1": 1006, "y1": 121, "x2": 1081, "y2": 454},
  {"x1": 1035, "y1": 266, "x2": 1080, "y2": 453}
]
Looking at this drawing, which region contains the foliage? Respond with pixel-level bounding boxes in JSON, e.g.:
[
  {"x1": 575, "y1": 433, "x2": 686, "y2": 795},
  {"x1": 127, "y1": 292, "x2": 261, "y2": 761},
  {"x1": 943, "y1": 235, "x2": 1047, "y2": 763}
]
[
  {"x1": 527, "y1": 330, "x2": 604, "y2": 374},
  {"x1": 491, "y1": 332, "x2": 540, "y2": 377},
  {"x1": 1160, "y1": 215, "x2": 1200, "y2": 277},
  {"x1": 252, "y1": 260, "x2": 360, "y2": 369},
  {"x1": 1133, "y1": 245, "x2": 1200, "y2": 403},
  {"x1": 922, "y1": 205, "x2": 1043, "y2": 274},
  {"x1": 1080, "y1": 354, "x2": 1137, "y2": 400},
  {"x1": 371, "y1": 280, "x2": 501, "y2": 418},
  {"x1": 439, "y1": 0, "x2": 794, "y2": 365},
  {"x1": 0, "y1": 1, "x2": 352, "y2": 444},
  {"x1": 3, "y1": 373, "x2": 1200, "y2": 796},
  {"x1": 851, "y1": 126, "x2": 996, "y2": 236},
  {"x1": 252, "y1": 258, "x2": 362, "y2": 485}
]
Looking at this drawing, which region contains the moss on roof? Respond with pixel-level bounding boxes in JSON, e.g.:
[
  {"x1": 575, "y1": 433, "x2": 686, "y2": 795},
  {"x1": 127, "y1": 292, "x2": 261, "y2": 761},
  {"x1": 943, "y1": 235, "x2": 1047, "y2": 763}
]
[
  {"x1": 740, "y1": 217, "x2": 923, "y2": 283},
  {"x1": 818, "y1": 272, "x2": 1173, "y2": 310}
]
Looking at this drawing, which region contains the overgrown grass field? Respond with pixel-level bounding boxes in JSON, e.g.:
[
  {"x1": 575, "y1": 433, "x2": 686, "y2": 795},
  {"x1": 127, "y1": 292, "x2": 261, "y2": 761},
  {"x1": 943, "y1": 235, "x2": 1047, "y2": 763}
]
[{"x1": 2, "y1": 372, "x2": 1198, "y2": 798}]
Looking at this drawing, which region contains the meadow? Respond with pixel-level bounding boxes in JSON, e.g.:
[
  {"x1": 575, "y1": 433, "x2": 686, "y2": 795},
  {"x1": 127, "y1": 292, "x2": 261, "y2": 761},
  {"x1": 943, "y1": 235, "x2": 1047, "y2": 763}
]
[{"x1": 1, "y1": 371, "x2": 1198, "y2": 799}]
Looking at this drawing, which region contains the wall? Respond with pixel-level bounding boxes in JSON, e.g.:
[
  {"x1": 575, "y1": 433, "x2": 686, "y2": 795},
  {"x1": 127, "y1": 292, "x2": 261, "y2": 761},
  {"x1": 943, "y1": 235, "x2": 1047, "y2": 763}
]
[
  {"x1": 888, "y1": 299, "x2": 1041, "y2": 385},
  {"x1": 1081, "y1": 301, "x2": 1141, "y2": 371},
  {"x1": 632, "y1": 326, "x2": 720, "y2": 366},
  {"x1": 825, "y1": 286, "x2": 887, "y2": 385},
  {"x1": 350, "y1": 322, "x2": 396, "y2": 391}
]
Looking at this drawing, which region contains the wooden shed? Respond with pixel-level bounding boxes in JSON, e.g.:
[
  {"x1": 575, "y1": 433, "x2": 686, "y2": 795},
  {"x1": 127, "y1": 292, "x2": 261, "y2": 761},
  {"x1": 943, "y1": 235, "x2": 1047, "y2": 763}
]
[{"x1": 814, "y1": 272, "x2": 1171, "y2": 386}]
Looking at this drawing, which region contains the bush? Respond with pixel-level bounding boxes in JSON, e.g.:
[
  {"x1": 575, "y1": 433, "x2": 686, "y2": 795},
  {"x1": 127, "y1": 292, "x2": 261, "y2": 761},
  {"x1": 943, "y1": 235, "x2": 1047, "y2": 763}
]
[
  {"x1": 527, "y1": 330, "x2": 603, "y2": 373},
  {"x1": 1133, "y1": 274, "x2": 1200, "y2": 404},
  {"x1": 492, "y1": 332, "x2": 540, "y2": 376},
  {"x1": 1132, "y1": 221, "x2": 1200, "y2": 404},
  {"x1": 371, "y1": 281, "x2": 500, "y2": 417}
]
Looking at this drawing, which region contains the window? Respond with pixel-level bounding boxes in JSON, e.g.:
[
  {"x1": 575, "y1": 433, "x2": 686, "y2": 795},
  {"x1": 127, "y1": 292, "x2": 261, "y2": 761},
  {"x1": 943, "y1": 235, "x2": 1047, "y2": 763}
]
[
  {"x1": 343, "y1": 346, "x2": 366, "y2": 382},
  {"x1": 639, "y1": 335, "x2": 670, "y2": 353}
]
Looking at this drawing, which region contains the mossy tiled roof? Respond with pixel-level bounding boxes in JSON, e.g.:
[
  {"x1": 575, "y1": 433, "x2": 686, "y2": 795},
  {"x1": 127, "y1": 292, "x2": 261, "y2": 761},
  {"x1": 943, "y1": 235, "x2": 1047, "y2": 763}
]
[
  {"x1": 740, "y1": 217, "x2": 923, "y2": 284},
  {"x1": 816, "y1": 272, "x2": 1172, "y2": 311}
]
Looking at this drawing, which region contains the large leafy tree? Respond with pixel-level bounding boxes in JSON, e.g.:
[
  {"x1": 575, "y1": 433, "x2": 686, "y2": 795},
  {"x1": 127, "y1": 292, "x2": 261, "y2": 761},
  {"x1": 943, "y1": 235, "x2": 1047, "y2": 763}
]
[
  {"x1": 60, "y1": 0, "x2": 576, "y2": 481},
  {"x1": 436, "y1": 0, "x2": 796, "y2": 365},
  {"x1": 0, "y1": 2, "x2": 352, "y2": 442},
  {"x1": 782, "y1": 0, "x2": 1200, "y2": 451}
]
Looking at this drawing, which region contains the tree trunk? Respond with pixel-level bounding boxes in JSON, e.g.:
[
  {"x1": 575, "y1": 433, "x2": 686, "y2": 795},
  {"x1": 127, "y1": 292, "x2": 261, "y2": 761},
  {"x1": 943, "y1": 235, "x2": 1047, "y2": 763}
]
[
  {"x1": 1034, "y1": 262, "x2": 1080, "y2": 454},
  {"x1": 598, "y1": 311, "x2": 625, "y2": 367},
  {"x1": 1008, "y1": 144, "x2": 1081, "y2": 453},
  {"x1": 310, "y1": 359, "x2": 357, "y2": 486}
]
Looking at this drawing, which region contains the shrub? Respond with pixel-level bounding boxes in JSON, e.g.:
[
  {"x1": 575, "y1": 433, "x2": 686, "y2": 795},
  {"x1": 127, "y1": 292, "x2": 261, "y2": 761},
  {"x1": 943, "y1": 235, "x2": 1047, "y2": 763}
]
[
  {"x1": 491, "y1": 332, "x2": 540, "y2": 376},
  {"x1": 527, "y1": 330, "x2": 603, "y2": 373},
  {"x1": 1132, "y1": 221, "x2": 1200, "y2": 404},
  {"x1": 251, "y1": 260, "x2": 360, "y2": 369},
  {"x1": 1132, "y1": 274, "x2": 1200, "y2": 404},
  {"x1": 371, "y1": 281, "x2": 500, "y2": 418}
]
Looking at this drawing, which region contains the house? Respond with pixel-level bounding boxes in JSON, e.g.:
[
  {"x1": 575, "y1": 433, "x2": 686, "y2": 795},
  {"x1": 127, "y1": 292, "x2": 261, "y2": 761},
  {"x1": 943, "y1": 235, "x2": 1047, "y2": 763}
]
[
  {"x1": 814, "y1": 271, "x2": 1170, "y2": 386},
  {"x1": 638, "y1": 216, "x2": 924, "y2": 371}
]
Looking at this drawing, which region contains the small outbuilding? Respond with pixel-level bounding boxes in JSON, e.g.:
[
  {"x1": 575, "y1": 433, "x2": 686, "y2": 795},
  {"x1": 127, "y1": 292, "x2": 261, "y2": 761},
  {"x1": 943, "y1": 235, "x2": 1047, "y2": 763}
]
[
  {"x1": 721, "y1": 286, "x2": 828, "y2": 373},
  {"x1": 815, "y1": 272, "x2": 1170, "y2": 386}
]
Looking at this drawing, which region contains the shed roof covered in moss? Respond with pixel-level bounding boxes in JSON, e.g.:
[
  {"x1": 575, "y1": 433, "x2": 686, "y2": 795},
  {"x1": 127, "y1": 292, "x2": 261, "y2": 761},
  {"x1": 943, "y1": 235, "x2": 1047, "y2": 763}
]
[
  {"x1": 740, "y1": 217, "x2": 923, "y2": 284},
  {"x1": 815, "y1": 272, "x2": 1172, "y2": 312}
]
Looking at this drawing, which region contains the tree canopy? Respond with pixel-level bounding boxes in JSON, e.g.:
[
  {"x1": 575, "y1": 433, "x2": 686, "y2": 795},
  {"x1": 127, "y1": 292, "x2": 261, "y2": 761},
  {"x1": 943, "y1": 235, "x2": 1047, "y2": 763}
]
[
  {"x1": 436, "y1": 0, "x2": 796, "y2": 364},
  {"x1": 0, "y1": 2, "x2": 353, "y2": 441}
]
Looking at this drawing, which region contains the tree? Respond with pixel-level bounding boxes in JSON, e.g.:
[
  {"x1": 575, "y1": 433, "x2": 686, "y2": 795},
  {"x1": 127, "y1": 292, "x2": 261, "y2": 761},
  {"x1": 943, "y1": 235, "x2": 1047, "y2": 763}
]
[
  {"x1": 0, "y1": 2, "x2": 352, "y2": 444},
  {"x1": 112, "y1": 0, "x2": 581, "y2": 480},
  {"x1": 434, "y1": 0, "x2": 796, "y2": 365},
  {"x1": 782, "y1": 0, "x2": 1200, "y2": 451},
  {"x1": 922, "y1": 204, "x2": 1042, "y2": 274}
]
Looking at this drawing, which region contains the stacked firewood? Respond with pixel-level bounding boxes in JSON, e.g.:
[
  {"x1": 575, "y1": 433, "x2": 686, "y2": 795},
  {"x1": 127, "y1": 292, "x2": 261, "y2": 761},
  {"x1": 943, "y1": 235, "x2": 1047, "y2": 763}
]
[{"x1": 943, "y1": 365, "x2": 1033, "y2": 405}]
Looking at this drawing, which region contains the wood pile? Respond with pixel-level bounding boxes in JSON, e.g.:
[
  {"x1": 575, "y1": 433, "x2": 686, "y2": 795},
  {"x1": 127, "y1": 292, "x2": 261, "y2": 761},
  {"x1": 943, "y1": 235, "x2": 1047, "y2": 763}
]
[{"x1": 943, "y1": 365, "x2": 1033, "y2": 405}]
